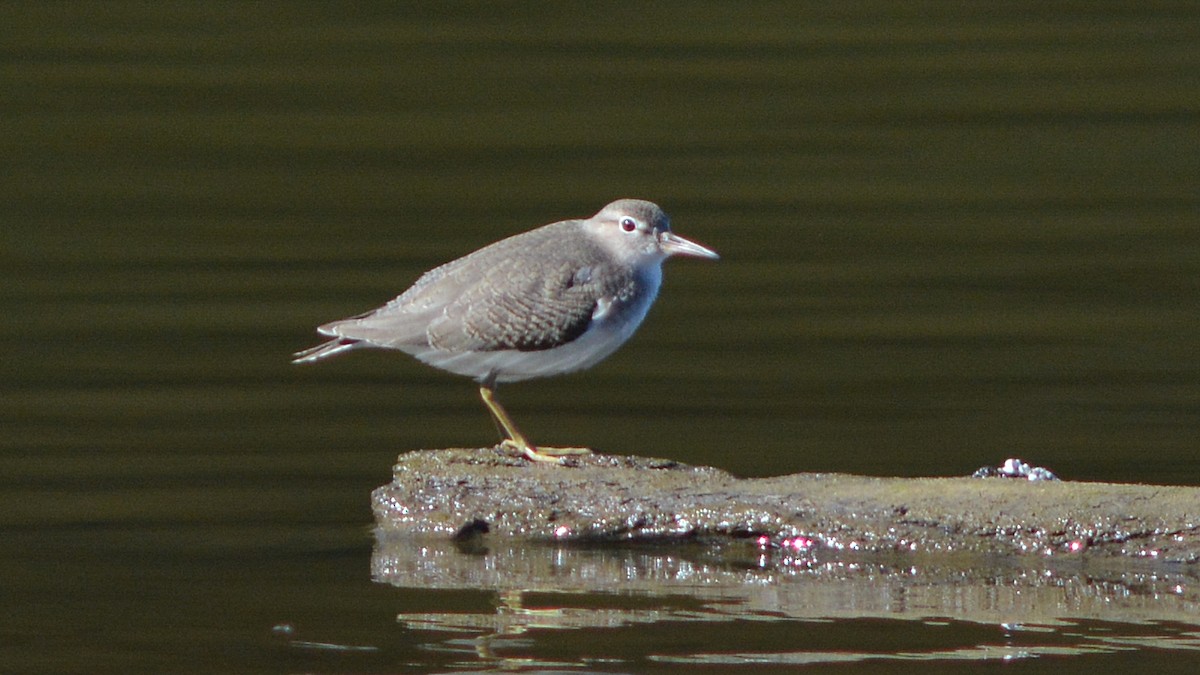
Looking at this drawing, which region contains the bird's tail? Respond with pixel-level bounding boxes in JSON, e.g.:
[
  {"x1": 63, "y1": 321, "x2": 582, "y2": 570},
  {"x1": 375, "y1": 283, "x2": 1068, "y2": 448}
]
[{"x1": 292, "y1": 338, "x2": 360, "y2": 364}]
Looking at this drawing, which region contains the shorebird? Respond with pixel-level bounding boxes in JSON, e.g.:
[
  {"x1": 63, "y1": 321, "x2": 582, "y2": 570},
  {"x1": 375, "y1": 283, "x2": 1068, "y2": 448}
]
[{"x1": 294, "y1": 199, "x2": 718, "y2": 462}]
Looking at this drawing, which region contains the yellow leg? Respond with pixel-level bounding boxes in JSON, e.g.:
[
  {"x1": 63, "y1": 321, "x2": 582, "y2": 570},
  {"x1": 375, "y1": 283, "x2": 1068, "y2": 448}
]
[{"x1": 478, "y1": 385, "x2": 591, "y2": 463}]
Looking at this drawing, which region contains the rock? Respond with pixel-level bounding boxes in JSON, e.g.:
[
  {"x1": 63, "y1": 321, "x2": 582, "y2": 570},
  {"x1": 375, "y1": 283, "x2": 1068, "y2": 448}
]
[{"x1": 372, "y1": 448, "x2": 1200, "y2": 563}]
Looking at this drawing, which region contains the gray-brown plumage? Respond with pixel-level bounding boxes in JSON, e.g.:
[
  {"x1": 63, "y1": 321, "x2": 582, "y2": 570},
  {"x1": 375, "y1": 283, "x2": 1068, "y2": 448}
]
[{"x1": 294, "y1": 199, "x2": 717, "y2": 462}]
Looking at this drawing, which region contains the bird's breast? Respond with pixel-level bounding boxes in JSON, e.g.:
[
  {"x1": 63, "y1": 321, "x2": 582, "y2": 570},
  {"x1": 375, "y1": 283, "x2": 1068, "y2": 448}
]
[{"x1": 589, "y1": 264, "x2": 662, "y2": 341}]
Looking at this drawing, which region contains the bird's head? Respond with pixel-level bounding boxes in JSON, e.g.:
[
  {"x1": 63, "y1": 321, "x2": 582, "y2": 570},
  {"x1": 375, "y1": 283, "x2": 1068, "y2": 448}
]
[{"x1": 588, "y1": 199, "x2": 719, "y2": 265}]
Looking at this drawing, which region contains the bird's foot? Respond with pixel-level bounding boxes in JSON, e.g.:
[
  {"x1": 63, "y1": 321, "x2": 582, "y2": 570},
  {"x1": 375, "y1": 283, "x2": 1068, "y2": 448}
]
[{"x1": 499, "y1": 439, "x2": 592, "y2": 464}]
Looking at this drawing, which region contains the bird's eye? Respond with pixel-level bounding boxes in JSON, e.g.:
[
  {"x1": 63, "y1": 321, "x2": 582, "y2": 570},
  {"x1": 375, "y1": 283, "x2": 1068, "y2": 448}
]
[{"x1": 620, "y1": 217, "x2": 637, "y2": 232}]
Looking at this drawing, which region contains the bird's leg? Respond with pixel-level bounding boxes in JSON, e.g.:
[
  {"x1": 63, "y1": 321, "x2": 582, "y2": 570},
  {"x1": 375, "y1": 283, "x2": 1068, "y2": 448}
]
[
  {"x1": 478, "y1": 384, "x2": 591, "y2": 463},
  {"x1": 478, "y1": 384, "x2": 540, "y2": 459}
]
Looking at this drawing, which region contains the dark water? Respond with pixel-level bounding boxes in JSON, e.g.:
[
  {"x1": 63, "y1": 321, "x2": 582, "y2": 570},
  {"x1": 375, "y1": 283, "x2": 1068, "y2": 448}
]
[{"x1": 4, "y1": 3, "x2": 1199, "y2": 673}]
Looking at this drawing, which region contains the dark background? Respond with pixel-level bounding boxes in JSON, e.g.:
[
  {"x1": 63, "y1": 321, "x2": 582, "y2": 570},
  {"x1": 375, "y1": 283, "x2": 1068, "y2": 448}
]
[{"x1": 3, "y1": 2, "x2": 1198, "y2": 672}]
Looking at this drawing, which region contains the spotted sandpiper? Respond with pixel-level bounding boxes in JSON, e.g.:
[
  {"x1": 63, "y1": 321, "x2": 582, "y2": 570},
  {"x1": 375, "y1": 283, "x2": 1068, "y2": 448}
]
[{"x1": 294, "y1": 199, "x2": 718, "y2": 463}]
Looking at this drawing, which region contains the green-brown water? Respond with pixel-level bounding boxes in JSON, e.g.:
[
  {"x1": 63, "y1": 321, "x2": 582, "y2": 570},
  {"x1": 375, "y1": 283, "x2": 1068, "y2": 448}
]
[{"x1": 3, "y1": 3, "x2": 1199, "y2": 673}]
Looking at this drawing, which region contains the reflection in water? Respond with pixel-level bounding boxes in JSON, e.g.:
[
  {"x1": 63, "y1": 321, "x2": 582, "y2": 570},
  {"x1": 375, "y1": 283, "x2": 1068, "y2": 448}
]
[{"x1": 373, "y1": 536, "x2": 1200, "y2": 668}]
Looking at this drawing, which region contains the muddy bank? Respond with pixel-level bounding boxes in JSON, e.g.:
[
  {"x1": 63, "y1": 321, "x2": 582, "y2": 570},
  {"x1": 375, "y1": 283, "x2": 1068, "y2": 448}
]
[{"x1": 372, "y1": 448, "x2": 1200, "y2": 563}]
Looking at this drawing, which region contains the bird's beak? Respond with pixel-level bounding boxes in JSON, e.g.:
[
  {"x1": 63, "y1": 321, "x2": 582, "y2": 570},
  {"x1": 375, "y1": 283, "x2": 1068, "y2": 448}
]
[{"x1": 659, "y1": 231, "x2": 719, "y2": 259}]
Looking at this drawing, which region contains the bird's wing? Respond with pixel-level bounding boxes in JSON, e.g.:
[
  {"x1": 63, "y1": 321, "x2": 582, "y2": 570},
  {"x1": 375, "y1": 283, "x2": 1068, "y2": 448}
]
[
  {"x1": 318, "y1": 221, "x2": 631, "y2": 354},
  {"x1": 428, "y1": 257, "x2": 609, "y2": 352},
  {"x1": 314, "y1": 266, "x2": 460, "y2": 348}
]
